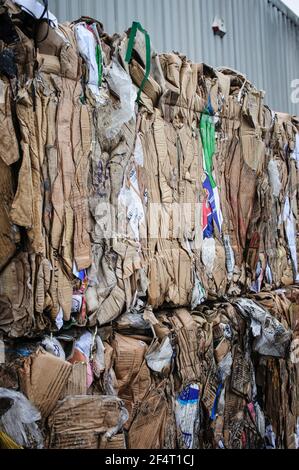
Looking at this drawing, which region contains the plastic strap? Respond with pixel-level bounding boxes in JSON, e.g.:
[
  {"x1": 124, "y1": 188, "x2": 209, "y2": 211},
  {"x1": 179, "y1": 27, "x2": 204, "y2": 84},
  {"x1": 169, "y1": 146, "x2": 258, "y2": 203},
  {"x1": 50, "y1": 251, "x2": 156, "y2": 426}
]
[
  {"x1": 125, "y1": 21, "x2": 151, "y2": 103},
  {"x1": 95, "y1": 44, "x2": 102, "y2": 86},
  {"x1": 0, "y1": 431, "x2": 23, "y2": 449},
  {"x1": 200, "y1": 112, "x2": 216, "y2": 189},
  {"x1": 210, "y1": 383, "x2": 223, "y2": 421}
]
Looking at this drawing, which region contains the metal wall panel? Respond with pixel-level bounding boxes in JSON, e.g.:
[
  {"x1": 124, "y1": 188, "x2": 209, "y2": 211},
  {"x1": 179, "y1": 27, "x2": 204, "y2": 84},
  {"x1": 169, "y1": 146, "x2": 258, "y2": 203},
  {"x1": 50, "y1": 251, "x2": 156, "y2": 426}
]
[{"x1": 49, "y1": 0, "x2": 299, "y2": 114}]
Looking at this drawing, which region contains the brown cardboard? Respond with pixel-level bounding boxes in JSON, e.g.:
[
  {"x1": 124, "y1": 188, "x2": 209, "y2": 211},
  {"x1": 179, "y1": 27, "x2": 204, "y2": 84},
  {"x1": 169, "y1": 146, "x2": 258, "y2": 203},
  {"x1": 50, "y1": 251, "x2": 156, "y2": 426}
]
[
  {"x1": 48, "y1": 395, "x2": 126, "y2": 449},
  {"x1": 99, "y1": 432, "x2": 126, "y2": 449},
  {"x1": 0, "y1": 6, "x2": 299, "y2": 450},
  {"x1": 112, "y1": 333, "x2": 151, "y2": 427},
  {"x1": 128, "y1": 384, "x2": 171, "y2": 449},
  {"x1": 60, "y1": 362, "x2": 87, "y2": 398},
  {"x1": 18, "y1": 347, "x2": 72, "y2": 418}
]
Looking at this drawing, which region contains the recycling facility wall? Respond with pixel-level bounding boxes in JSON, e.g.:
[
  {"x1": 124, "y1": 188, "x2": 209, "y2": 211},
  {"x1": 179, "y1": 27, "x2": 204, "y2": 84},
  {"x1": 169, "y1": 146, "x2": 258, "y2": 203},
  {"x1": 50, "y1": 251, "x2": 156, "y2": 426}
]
[{"x1": 50, "y1": 0, "x2": 299, "y2": 115}]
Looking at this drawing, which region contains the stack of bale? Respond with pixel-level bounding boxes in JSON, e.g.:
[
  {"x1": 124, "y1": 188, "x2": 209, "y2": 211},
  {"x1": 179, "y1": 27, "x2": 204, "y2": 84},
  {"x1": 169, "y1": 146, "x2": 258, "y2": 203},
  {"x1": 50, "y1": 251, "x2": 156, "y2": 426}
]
[{"x1": 0, "y1": 0, "x2": 299, "y2": 449}]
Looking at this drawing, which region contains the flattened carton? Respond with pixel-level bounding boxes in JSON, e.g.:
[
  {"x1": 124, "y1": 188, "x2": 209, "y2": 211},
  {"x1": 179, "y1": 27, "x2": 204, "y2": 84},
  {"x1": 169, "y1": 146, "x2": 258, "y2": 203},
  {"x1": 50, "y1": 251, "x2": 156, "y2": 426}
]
[
  {"x1": 47, "y1": 395, "x2": 128, "y2": 449},
  {"x1": 18, "y1": 347, "x2": 72, "y2": 418}
]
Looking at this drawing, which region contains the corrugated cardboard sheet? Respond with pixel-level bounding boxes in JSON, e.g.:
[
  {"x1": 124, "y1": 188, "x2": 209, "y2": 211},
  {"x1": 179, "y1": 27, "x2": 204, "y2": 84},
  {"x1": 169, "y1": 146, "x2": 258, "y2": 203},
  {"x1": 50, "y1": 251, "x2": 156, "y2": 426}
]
[{"x1": 0, "y1": 2, "x2": 299, "y2": 449}]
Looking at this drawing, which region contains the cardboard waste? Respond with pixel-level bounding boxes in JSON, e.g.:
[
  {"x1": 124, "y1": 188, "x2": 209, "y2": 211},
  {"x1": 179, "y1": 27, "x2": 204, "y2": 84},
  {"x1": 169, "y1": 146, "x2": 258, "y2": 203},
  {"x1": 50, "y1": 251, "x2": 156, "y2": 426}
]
[{"x1": 0, "y1": 0, "x2": 299, "y2": 449}]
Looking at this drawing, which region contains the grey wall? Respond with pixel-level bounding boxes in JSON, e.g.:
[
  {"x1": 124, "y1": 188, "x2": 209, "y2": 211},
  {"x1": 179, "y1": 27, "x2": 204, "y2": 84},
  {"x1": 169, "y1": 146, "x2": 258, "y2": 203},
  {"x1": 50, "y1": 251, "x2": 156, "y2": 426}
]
[{"x1": 50, "y1": 0, "x2": 299, "y2": 114}]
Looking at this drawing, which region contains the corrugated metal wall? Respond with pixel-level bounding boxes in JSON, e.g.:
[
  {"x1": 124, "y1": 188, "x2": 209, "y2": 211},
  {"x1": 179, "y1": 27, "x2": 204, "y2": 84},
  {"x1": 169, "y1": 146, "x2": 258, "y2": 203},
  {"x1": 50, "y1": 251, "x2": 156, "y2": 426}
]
[{"x1": 50, "y1": 0, "x2": 299, "y2": 114}]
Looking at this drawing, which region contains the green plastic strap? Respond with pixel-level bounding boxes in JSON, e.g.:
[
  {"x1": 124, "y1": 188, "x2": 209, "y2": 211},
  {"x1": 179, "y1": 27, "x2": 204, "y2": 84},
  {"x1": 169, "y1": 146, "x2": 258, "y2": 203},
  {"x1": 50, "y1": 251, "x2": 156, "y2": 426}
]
[
  {"x1": 200, "y1": 113, "x2": 216, "y2": 189},
  {"x1": 125, "y1": 21, "x2": 151, "y2": 103},
  {"x1": 95, "y1": 43, "x2": 103, "y2": 86}
]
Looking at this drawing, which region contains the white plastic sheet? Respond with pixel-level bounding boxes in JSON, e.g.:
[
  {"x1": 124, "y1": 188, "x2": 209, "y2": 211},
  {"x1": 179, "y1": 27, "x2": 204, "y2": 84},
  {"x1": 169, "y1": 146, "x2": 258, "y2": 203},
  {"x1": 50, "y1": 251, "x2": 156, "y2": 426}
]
[
  {"x1": 145, "y1": 337, "x2": 173, "y2": 373},
  {"x1": 106, "y1": 59, "x2": 137, "y2": 138},
  {"x1": 13, "y1": 0, "x2": 58, "y2": 27},
  {"x1": 75, "y1": 23, "x2": 100, "y2": 101},
  {"x1": 234, "y1": 298, "x2": 291, "y2": 357},
  {"x1": 0, "y1": 388, "x2": 43, "y2": 448}
]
